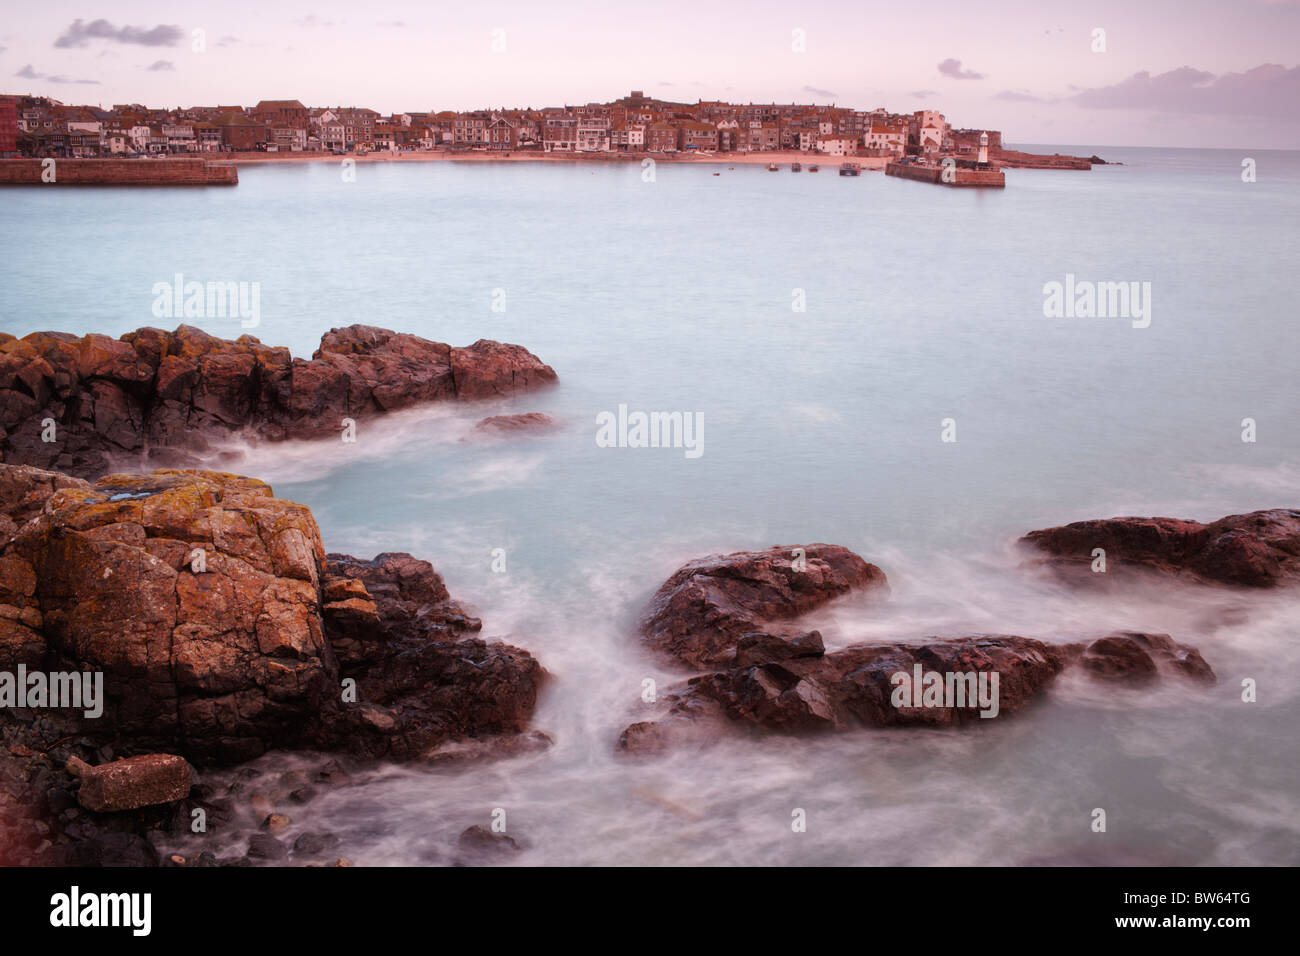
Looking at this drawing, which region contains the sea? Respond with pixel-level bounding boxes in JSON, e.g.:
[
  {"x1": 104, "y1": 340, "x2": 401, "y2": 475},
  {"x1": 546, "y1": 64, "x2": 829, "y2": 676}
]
[{"x1": 3, "y1": 145, "x2": 1298, "y2": 865}]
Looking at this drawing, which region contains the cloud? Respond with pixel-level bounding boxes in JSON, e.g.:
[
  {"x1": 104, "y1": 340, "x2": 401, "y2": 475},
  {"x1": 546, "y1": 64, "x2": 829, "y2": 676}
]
[
  {"x1": 18, "y1": 62, "x2": 98, "y2": 84},
  {"x1": 1073, "y1": 63, "x2": 1300, "y2": 118},
  {"x1": 54, "y1": 18, "x2": 183, "y2": 48},
  {"x1": 994, "y1": 89, "x2": 1054, "y2": 103},
  {"x1": 146, "y1": 60, "x2": 175, "y2": 71},
  {"x1": 909, "y1": 89, "x2": 937, "y2": 98},
  {"x1": 295, "y1": 15, "x2": 333, "y2": 27},
  {"x1": 802, "y1": 85, "x2": 837, "y2": 98},
  {"x1": 217, "y1": 35, "x2": 239, "y2": 47},
  {"x1": 938, "y1": 58, "x2": 984, "y2": 80}
]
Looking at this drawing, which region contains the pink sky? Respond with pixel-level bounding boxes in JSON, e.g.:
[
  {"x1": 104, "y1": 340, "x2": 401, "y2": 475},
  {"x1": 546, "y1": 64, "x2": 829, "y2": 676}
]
[{"x1": 4, "y1": 0, "x2": 1299, "y2": 147}]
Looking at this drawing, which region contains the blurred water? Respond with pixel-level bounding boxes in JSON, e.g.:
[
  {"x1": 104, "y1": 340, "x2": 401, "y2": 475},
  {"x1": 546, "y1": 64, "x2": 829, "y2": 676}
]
[{"x1": 2, "y1": 146, "x2": 1298, "y2": 865}]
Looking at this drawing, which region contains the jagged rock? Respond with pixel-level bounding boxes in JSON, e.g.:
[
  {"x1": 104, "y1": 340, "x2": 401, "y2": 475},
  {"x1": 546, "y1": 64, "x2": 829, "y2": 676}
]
[
  {"x1": 733, "y1": 630, "x2": 825, "y2": 668},
  {"x1": 318, "y1": 553, "x2": 545, "y2": 760},
  {"x1": 620, "y1": 635, "x2": 1067, "y2": 752},
  {"x1": 641, "y1": 544, "x2": 888, "y2": 669},
  {"x1": 0, "y1": 463, "x2": 546, "y2": 768},
  {"x1": 2, "y1": 465, "x2": 331, "y2": 764},
  {"x1": 1020, "y1": 509, "x2": 1300, "y2": 587},
  {"x1": 0, "y1": 325, "x2": 558, "y2": 479}
]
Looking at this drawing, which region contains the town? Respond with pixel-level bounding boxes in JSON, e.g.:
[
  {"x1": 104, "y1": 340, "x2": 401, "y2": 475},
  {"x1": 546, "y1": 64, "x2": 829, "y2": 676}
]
[{"x1": 0, "y1": 90, "x2": 1008, "y2": 164}]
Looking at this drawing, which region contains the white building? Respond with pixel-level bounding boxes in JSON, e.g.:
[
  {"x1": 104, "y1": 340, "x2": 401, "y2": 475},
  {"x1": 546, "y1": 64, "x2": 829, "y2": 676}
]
[{"x1": 816, "y1": 135, "x2": 857, "y2": 156}]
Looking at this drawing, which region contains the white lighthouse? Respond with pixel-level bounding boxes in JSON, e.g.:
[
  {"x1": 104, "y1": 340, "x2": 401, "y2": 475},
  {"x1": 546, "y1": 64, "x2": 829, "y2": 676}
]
[{"x1": 977, "y1": 131, "x2": 989, "y2": 165}]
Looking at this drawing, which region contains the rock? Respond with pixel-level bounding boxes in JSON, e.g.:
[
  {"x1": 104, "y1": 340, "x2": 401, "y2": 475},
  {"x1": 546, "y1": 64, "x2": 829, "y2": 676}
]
[
  {"x1": 318, "y1": 553, "x2": 546, "y2": 760},
  {"x1": 0, "y1": 462, "x2": 547, "y2": 768},
  {"x1": 734, "y1": 630, "x2": 825, "y2": 668},
  {"x1": 2, "y1": 465, "x2": 332, "y2": 764},
  {"x1": 46, "y1": 831, "x2": 161, "y2": 867},
  {"x1": 641, "y1": 544, "x2": 888, "y2": 669},
  {"x1": 473, "y1": 412, "x2": 556, "y2": 433},
  {"x1": 458, "y1": 824, "x2": 521, "y2": 855},
  {"x1": 621, "y1": 636, "x2": 1068, "y2": 751},
  {"x1": 0, "y1": 325, "x2": 558, "y2": 479},
  {"x1": 292, "y1": 831, "x2": 341, "y2": 856},
  {"x1": 246, "y1": 833, "x2": 287, "y2": 861},
  {"x1": 262, "y1": 813, "x2": 291, "y2": 833},
  {"x1": 1020, "y1": 509, "x2": 1300, "y2": 587},
  {"x1": 423, "y1": 730, "x2": 553, "y2": 766},
  {"x1": 74, "y1": 754, "x2": 191, "y2": 813},
  {"x1": 1076, "y1": 635, "x2": 1157, "y2": 682},
  {"x1": 1074, "y1": 632, "x2": 1216, "y2": 685}
]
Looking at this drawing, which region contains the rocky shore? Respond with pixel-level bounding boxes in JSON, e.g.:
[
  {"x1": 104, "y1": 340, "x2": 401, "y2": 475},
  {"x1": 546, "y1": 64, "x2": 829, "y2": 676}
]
[
  {"x1": 0, "y1": 463, "x2": 545, "y2": 865},
  {"x1": 0, "y1": 429, "x2": 1290, "y2": 862},
  {"x1": 0, "y1": 324, "x2": 557, "y2": 479},
  {"x1": 617, "y1": 522, "x2": 1273, "y2": 752},
  {"x1": 1019, "y1": 509, "x2": 1300, "y2": 587}
]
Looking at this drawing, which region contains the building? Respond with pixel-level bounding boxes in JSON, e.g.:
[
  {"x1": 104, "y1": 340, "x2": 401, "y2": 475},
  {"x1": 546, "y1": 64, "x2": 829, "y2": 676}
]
[
  {"x1": 211, "y1": 110, "x2": 267, "y2": 150},
  {"x1": 816, "y1": 134, "x2": 858, "y2": 156},
  {"x1": 272, "y1": 126, "x2": 308, "y2": 151},
  {"x1": 486, "y1": 116, "x2": 518, "y2": 150},
  {"x1": 865, "y1": 121, "x2": 907, "y2": 157},
  {"x1": 251, "y1": 99, "x2": 309, "y2": 128},
  {"x1": 454, "y1": 111, "x2": 491, "y2": 146},
  {"x1": 646, "y1": 122, "x2": 678, "y2": 152},
  {"x1": 543, "y1": 115, "x2": 578, "y2": 152},
  {"x1": 679, "y1": 121, "x2": 718, "y2": 151},
  {"x1": 575, "y1": 116, "x2": 610, "y2": 152},
  {"x1": 0, "y1": 97, "x2": 17, "y2": 157},
  {"x1": 609, "y1": 122, "x2": 645, "y2": 150}
]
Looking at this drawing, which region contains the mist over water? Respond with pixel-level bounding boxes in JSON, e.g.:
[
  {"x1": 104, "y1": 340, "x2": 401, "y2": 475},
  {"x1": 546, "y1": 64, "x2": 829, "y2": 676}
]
[{"x1": 4, "y1": 146, "x2": 1298, "y2": 865}]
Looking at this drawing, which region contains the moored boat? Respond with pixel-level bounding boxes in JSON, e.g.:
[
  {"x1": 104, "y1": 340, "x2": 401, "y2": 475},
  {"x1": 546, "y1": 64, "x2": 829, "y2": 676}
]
[
  {"x1": 791, "y1": 162, "x2": 802, "y2": 172},
  {"x1": 839, "y1": 162, "x2": 861, "y2": 176}
]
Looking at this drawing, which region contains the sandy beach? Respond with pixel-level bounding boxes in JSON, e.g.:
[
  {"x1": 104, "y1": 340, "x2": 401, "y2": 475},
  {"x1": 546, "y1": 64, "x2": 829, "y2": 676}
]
[{"x1": 220, "y1": 148, "x2": 890, "y2": 169}]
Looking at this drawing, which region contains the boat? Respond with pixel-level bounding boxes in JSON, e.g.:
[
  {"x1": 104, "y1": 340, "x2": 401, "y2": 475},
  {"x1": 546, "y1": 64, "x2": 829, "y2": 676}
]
[
  {"x1": 808, "y1": 164, "x2": 820, "y2": 172},
  {"x1": 767, "y1": 162, "x2": 778, "y2": 171},
  {"x1": 791, "y1": 162, "x2": 802, "y2": 172},
  {"x1": 838, "y1": 162, "x2": 861, "y2": 177}
]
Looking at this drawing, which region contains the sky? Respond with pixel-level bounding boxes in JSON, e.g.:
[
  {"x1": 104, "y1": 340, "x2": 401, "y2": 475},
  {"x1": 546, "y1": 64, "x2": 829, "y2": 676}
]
[{"x1": 3, "y1": 0, "x2": 1299, "y2": 148}]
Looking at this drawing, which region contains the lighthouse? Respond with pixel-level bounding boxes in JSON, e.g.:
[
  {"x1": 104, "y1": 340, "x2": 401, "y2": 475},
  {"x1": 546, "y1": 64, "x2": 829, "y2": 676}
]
[{"x1": 978, "y1": 131, "x2": 989, "y2": 165}]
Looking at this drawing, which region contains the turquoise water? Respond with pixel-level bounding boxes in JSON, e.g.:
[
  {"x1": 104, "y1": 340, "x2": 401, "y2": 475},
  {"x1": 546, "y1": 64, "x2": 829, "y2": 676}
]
[{"x1": 3, "y1": 147, "x2": 1298, "y2": 865}]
